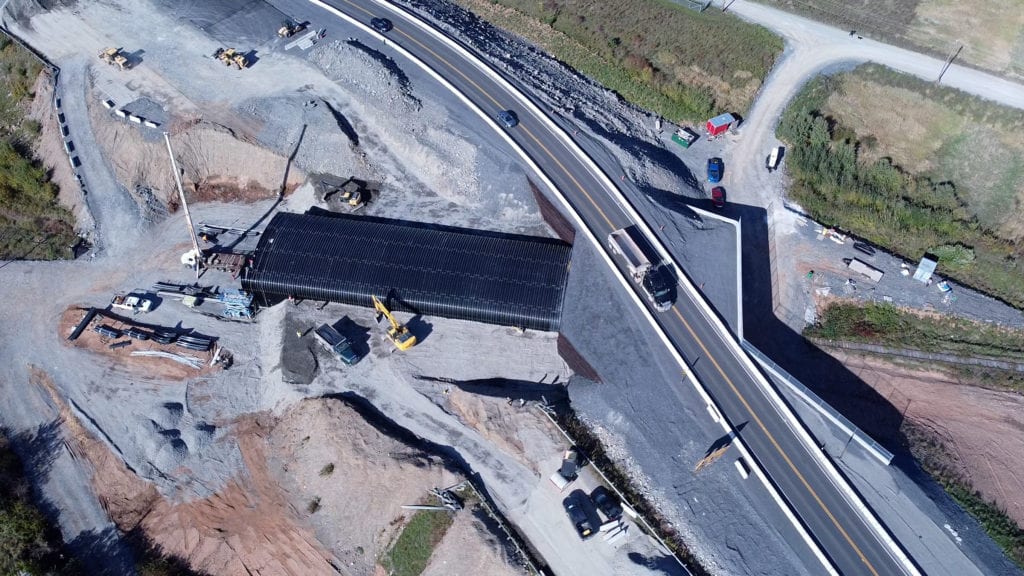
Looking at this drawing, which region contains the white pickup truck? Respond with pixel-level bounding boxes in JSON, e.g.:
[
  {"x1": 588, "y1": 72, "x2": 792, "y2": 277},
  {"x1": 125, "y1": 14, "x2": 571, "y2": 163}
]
[{"x1": 111, "y1": 293, "x2": 153, "y2": 313}]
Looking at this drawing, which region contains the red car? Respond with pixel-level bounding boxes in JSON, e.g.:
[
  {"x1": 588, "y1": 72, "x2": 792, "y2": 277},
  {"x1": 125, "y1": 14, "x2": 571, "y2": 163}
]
[{"x1": 711, "y1": 186, "x2": 726, "y2": 208}]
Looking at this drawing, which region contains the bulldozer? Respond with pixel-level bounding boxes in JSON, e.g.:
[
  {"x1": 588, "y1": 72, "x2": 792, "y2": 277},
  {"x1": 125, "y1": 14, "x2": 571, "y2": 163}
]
[
  {"x1": 213, "y1": 47, "x2": 248, "y2": 70},
  {"x1": 98, "y1": 47, "x2": 130, "y2": 71},
  {"x1": 372, "y1": 295, "x2": 416, "y2": 351},
  {"x1": 277, "y1": 20, "x2": 306, "y2": 38}
]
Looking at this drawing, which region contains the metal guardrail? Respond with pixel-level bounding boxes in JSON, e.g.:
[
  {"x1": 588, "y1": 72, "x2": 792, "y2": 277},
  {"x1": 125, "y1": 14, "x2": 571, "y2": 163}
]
[
  {"x1": 810, "y1": 338, "x2": 1024, "y2": 373},
  {"x1": 535, "y1": 405, "x2": 693, "y2": 575},
  {"x1": 742, "y1": 341, "x2": 894, "y2": 465}
]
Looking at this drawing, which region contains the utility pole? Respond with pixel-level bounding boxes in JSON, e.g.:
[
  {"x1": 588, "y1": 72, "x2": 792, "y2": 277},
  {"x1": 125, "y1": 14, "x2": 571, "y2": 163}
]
[
  {"x1": 164, "y1": 132, "x2": 202, "y2": 280},
  {"x1": 935, "y1": 43, "x2": 962, "y2": 85}
]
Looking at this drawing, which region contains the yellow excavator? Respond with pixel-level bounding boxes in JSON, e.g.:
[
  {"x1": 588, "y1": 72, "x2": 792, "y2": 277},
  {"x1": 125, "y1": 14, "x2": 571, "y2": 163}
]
[
  {"x1": 372, "y1": 295, "x2": 416, "y2": 351},
  {"x1": 98, "y1": 47, "x2": 130, "y2": 71}
]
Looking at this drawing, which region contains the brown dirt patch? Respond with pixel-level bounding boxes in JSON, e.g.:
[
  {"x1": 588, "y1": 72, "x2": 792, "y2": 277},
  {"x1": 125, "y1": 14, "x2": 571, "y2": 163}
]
[
  {"x1": 29, "y1": 367, "x2": 339, "y2": 576},
  {"x1": 27, "y1": 71, "x2": 90, "y2": 231},
  {"x1": 823, "y1": 350, "x2": 1024, "y2": 526},
  {"x1": 421, "y1": 510, "x2": 524, "y2": 576},
  {"x1": 267, "y1": 397, "x2": 461, "y2": 575},
  {"x1": 59, "y1": 306, "x2": 217, "y2": 380},
  {"x1": 86, "y1": 89, "x2": 304, "y2": 213},
  {"x1": 443, "y1": 389, "x2": 563, "y2": 475}
]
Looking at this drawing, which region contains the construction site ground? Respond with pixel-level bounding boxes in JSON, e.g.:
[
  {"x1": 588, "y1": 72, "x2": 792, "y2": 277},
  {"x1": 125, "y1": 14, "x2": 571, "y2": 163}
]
[{"x1": 3, "y1": 0, "x2": 1023, "y2": 575}]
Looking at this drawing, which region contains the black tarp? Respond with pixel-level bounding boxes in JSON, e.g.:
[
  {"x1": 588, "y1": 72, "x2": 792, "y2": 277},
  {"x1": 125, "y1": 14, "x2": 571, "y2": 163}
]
[{"x1": 242, "y1": 211, "x2": 572, "y2": 331}]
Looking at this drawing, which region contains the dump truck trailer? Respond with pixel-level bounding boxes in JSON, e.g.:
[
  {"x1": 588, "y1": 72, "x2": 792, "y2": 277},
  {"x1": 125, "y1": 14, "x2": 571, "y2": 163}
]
[{"x1": 608, "y1": 228, "x2": 672, "y2": 311}]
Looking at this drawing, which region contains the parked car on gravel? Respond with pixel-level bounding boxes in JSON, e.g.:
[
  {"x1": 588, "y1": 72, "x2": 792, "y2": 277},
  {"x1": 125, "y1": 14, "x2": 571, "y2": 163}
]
[
  {"x1": 711, "y1": 186, "x2": 726, "y2": 208},
  {"x1": 707, "y1": 157, "x2": 724, "y2": 183},
  {"x1": 562, "y1": 491, "x2": 595, "y2": 540},
  {"x1": 590, "y1": 486, "x2": 623, "y2": 521}
]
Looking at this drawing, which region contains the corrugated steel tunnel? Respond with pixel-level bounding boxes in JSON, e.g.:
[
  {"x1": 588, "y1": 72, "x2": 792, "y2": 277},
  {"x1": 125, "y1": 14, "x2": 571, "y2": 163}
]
[{"x1": 241, "y1": 211, "x2": 573, "y2": 331}]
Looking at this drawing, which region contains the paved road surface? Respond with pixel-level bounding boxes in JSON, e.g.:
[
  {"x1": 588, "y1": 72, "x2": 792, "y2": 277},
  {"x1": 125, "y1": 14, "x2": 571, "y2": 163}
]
[{"x1": 313, "y1": 0, "x2": 914, "y2": 573}]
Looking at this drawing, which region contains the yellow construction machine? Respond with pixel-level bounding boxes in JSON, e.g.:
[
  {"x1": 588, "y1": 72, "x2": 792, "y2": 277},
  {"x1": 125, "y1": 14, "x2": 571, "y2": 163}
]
[
  {"x1": 213, "y1": 48, "x2": 249, "y2": 70},
  {"x1": 340, "y1": 180, "x2": 364, "y2": 210},
  {"x1": 277, "y1": 20, "x2": 306, "y2": 38},
  {"x1": 98, "y1": 47, "x2": 130, "y2": 71},
  {"x1": 372, "y1": 295, "x2": 416, "y2": 351}
]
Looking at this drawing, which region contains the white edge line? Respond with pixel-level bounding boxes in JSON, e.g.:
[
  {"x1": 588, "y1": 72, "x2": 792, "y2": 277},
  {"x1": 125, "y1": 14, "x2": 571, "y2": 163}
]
[
  {"x1": 312, "y1": 1, "x2": 910, "y2": 574},
  {"x1": 688, "y1": 205, "x2": 743, "y2": 340},
  {"x1": 376, "y1": 8, "x2": 920, "y2": 575},
  {"x1": 751, "y1": 350, "x2": 892, "y2": 465},
  {"x1": 313, "y1": 0, "x2": 838, "y2": 571}
]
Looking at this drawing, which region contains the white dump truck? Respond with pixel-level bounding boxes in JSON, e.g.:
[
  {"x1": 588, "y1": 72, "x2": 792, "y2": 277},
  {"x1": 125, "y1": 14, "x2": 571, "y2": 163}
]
[{"x1": 608, "y1": 228, "x2": 673, "y2": 311}]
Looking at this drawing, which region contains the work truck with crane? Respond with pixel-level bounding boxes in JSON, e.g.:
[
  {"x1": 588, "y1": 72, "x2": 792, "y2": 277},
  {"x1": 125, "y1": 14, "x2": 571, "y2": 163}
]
[{"x1": 608, "y1": 228, "x2": 673, "y2": 311}]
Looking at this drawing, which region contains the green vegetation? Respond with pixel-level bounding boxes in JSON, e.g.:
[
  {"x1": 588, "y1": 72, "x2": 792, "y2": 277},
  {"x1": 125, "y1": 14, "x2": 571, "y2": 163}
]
[
  {"x1": 778, "y1": 65, "x2": 1024, "y2": 308},
  {"x1": 454, "y1": 0, "x2": 781, "y2": 121},
  {"x1": 806, "y1": 302, "x2": 1024, "y2": 361},
  {"x1": 383, "y1": 511, "x2": 454, "y2": 576},
  {"x1": 306, "y1": 497, "x2": 321, "y2": 514},
  {"x1": 0, "y1": 33, "x2": 77, "y2": 261},
  {"x1": 0, "y1": 431, "x2": 72, "y2": 575},
  {"x1": 318, "y1": 463, "x2": 334, "y2": 477},
  {"x1": 903, "y1": 422, "x2": 1024, "y2": 567}
]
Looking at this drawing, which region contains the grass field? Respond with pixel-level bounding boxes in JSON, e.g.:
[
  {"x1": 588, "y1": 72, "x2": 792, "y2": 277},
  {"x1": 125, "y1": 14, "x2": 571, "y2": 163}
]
[
  {"x1": 807, "y1": 301, "x2": 1024, "y2": 367},
  {"x1": 453, "y1": 0, "x2": 782, "y2": 121},
  {"x1": 778, "y1": 64, "x2": 1024, "y2": 308},
  {"x1": 754, "y1": 0, "x2": 1024, "y2": 81},
  {"x1": 0, "y1": 33, "x2": 76, "y2": 261},
  {"x1": 383, "y1": 510, "x2": 454, "y2": 576}
]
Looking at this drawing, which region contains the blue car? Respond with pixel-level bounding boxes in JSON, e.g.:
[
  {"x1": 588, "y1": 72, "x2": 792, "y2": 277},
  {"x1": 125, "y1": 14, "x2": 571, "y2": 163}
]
[{"x1": 707, "y1": 157, "x2": 724, "y2": 183}]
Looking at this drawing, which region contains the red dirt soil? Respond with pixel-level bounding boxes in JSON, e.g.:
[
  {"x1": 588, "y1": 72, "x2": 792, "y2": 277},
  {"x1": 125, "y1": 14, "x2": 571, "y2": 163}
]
[{"x1": 825, "y1": 350, "x2": 1024, "y2": 526}]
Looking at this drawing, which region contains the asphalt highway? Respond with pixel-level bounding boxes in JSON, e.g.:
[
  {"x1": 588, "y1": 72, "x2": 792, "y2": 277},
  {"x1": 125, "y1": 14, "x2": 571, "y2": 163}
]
[{"x1": 315, "y1": 1, "x2": 911, "y2": 573}]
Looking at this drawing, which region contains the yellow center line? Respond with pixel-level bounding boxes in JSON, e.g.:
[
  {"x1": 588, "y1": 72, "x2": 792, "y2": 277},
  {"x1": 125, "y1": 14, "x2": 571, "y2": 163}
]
[
  {"x1": 521, "y1": 127, "x2": 615, "y2": 229},
  {"x1": 330, "y1": 1, "x2": 879, "y2": 571},
  {"x1": 673, "y1": 308, "x2": 879, "y2": 576}
]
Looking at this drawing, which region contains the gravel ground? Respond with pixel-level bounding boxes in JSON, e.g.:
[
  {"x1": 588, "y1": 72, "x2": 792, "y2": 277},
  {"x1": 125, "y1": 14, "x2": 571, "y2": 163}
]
[
  {"x1": 5, "y1": 0, "x2": 1018, "y2": 574},
  {"x1": 560, "y1": 241, "x2": 818, "y2": 576}
]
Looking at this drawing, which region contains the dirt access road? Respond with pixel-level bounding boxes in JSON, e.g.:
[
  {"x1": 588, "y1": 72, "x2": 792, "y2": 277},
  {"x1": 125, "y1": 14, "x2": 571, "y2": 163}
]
[{"x1": 718, "y1": 0, "x2": 1024, "y2": 209}]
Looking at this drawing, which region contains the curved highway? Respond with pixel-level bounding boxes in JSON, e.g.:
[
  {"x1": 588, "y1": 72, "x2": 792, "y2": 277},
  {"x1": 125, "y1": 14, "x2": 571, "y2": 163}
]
[{"x1": 310, "y1": 0, "x2": 912, "y2": 573}]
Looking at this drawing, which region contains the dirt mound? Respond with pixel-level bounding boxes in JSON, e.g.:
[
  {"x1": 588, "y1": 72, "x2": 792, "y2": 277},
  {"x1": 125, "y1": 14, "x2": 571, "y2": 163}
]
[
  {"x1": 87, "y1": 91, "x2": 304, "y2": 217},
  {"x1": 267, "y1": 397, "x2": 460, "y2": 576},
  {"x1": 444, "y1": 388, "x2": 563, "y2": 474}
]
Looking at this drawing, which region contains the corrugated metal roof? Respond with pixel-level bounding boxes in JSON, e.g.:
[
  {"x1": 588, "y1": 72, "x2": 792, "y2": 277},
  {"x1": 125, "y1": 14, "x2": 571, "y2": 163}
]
[{"x1": 242, "y1": 211, "x2": 572, "y2": 331}]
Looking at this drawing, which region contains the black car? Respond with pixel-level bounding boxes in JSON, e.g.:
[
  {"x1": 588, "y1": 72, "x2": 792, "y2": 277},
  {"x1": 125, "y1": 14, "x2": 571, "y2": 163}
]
[
  {"x1": 853, "y1": 241, "x2": 876, "y2": 256},
  {"x1": 590, "y1": 486, "x2": 623, "y2": 521},
  {"x1": 562, "y1": 492, "x2": 595, "y2": 540},
  {"x1": 497, "y1": 109, "x2": 519, "y2": 128},
  {"x1": 370, "y1": 17, "x2": 392, "y2": 33}
]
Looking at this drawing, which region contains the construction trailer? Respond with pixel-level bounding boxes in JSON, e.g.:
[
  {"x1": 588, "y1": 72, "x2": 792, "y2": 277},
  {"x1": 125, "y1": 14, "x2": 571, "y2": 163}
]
[{"x1": 706, "y1": 112, "x2": 736, "y2": 137}]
